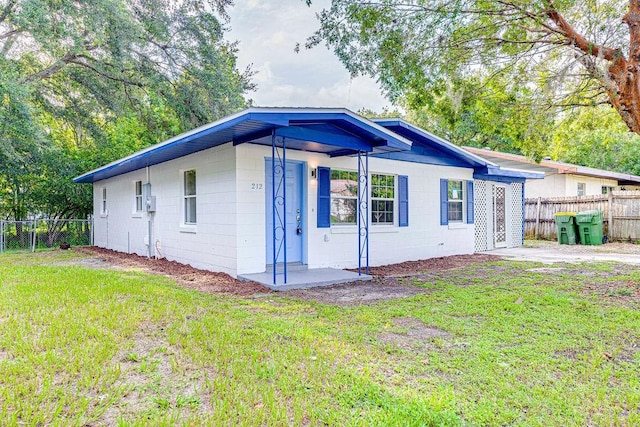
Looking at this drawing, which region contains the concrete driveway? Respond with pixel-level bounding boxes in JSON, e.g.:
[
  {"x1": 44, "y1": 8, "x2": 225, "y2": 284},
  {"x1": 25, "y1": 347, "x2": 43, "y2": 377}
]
[{"x1": 488, "y1": 241, "x2": 640, "y2": 264}]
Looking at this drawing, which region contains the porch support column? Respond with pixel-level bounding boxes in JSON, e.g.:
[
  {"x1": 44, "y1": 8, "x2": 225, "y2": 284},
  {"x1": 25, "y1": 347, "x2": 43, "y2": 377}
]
[
  {"x1": 271, "y1": 131, "x2": 287, "y2": 284},
  {"x1": 357, "y1": 151, "x2": 369, "y2": 275}
]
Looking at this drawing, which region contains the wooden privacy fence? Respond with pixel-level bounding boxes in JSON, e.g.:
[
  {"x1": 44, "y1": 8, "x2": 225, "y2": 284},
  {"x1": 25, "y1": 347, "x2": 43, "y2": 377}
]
[{"x1": 525, "y1": 191, "x2": 640, "y2": 241}]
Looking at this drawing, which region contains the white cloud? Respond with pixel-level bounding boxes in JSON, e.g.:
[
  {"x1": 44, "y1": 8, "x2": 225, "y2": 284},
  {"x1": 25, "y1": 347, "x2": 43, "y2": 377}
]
[{"x1": 227, "y1": 0, "x2": 394, "y2": 113}]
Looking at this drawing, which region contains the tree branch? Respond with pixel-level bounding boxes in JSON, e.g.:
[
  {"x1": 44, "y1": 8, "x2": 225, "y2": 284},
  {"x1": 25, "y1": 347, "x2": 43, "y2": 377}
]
[
  {"x1": 543, "y1": 0, "x2": 623, "y2": 64},
  {"x1": 22, "y1": 52, "x2": 78, "y2": 82}
]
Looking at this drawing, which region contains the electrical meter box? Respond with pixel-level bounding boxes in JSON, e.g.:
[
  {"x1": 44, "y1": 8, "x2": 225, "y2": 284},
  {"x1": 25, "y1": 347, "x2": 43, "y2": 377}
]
[{"x1": 142, "y1": 183, "x2": 156, "y2": 212}]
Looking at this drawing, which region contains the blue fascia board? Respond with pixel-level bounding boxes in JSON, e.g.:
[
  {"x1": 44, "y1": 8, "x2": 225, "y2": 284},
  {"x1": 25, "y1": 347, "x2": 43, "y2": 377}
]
[
  {"x1": 473, "y1": 173, "x2": 527, "y2": 184},
  {"x1": 373, "y1": 119, "x2": 491, "y2": 168},
  {"x1": 473, "y1": 165, "x2": 542, "y2": 183},
  {"x1": 475, "y1": 165, "x2": 544, "y2": 180},
  {"x1": 73, "y1": 107, "x2": 413, "y2": 184}
]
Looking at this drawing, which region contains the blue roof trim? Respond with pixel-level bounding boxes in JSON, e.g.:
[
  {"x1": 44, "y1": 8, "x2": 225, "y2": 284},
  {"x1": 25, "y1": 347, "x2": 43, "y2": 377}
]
[
  {"x1": 474, "y1": 165, "x2": 544, "y2": 183},
  {"x1": 73, "y1": 108, "x2": 412, "y2": 184},
  {"x1": 372, "y1": 119, "x2": 491, "y2": 168},
  {"x1": 373, "y1": 118, "x2": 544, "y2": 181}
]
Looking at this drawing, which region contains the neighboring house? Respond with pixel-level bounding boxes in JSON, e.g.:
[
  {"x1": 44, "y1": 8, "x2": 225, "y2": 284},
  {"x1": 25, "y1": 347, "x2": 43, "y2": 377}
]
[
  {"x1": 74, "y1": 108, "x2": 540, "y2": 288},
  {"x1": 464, "y1": 147, "x2": 640, "y2": 198}
]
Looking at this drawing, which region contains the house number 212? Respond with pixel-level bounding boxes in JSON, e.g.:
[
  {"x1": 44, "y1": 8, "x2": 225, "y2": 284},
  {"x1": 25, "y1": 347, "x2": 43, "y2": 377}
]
[{"x1": 251, "y1": 183, "x2": 263, "y2": 190}]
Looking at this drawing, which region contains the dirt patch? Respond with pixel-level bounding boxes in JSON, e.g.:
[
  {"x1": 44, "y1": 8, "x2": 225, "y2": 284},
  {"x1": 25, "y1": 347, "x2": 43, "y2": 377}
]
[
  {"x1": 75, "y1": 247, "x2": 270, "y2": 296},
  {"x1": 97, "y1": 322, "x2": 214, "y2": 425},
  {"x1": 526, "y1": 267, "x2": 567, "y2": 273},
  {"x1": 356, "y1": 254, "x2": 501, "y2": 277},
  {"x1": 581, "y1": 279, "x2": 640, "y2": 307},
  {"x1": 285, "y1": 278, "x2": 429, "y2": 306},
  {"x1": 378, "y1": 317, "x2": 452, "y2": 350}
]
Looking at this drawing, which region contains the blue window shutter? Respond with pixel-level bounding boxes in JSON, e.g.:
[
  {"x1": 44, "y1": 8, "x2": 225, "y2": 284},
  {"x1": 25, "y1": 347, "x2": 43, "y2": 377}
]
[
  {"x1": 440, "y1": 179, "x2": 448, "y2": 225},
  {"x1": 466, "y1": 181, "x2": 474, "y2": 224},
  {"x1": 317, "y1": 167, "x2": 331, "y2": 228},
  {"x1": 398, "y1": 175, "x2": 408, "y2": 227}
]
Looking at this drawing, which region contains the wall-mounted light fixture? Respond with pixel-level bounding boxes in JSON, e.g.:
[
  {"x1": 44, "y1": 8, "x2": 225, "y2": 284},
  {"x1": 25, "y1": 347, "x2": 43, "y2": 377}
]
[{"x1": 310, "y1": 168, "x2": 317, "y2": 179}]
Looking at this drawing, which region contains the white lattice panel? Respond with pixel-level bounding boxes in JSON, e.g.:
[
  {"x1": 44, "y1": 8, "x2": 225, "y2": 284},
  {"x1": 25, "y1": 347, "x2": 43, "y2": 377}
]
[
  {"x1": 474, "y1": 180, "x2": 489, "y2": 252},
  {"x1": 508, "y1": 182, "x2": 524, "y2": 247}
]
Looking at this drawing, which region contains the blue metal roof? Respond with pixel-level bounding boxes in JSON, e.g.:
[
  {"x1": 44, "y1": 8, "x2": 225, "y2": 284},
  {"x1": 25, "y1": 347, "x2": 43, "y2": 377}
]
[
  {"x1": 371, "y1": 119, "x2": 491, "y2": 168},
  {"x1": 73, "y1": 108, "x2": 413, "y2": 183},
  {"x1": 372, "y1": 118, "x2": 541, "y2": 182}
]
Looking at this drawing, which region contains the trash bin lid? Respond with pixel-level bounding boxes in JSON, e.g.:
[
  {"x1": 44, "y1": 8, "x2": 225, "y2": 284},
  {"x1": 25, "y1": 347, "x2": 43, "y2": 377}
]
[
  {"x1": 554, "y1": 212, "x2": 576, "y2": 216},
  {"x1": 576, "y1": 210, "x2": 602, "y2": 215},
  {"x1": 576, "y1": 210, "x2": 603, "y2": 222}
]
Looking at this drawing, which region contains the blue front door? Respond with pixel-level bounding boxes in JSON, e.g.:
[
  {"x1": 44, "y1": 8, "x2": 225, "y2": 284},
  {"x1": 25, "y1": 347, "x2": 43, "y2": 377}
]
[{"x1": 265, "y1": 160, "x2": 303, "y2": 264}]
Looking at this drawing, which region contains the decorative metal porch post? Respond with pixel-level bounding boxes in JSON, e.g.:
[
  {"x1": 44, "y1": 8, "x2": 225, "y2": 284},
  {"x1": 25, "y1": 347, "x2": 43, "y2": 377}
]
[
  {"x1": 357, "y1": 151, "x2": 369, "y2": 275},
  {"x1": 271, "y1": 132, "x2": 287, "y2": 284}
]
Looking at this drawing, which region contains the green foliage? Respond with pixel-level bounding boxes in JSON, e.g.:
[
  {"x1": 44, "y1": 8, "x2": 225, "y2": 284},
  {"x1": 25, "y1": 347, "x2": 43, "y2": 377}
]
[
  {"x1": 550, "y1": 106, "x2": 640, "y2": 174},
  {"x1": 403, "y1": 76, "x2": 554, "y2": 159},
  {"x1": 0, "y1": 0, "x2": 252, "y2": 220},
  {"x1": 307, "y1": 0, "x2": 635, "y2": 165}
]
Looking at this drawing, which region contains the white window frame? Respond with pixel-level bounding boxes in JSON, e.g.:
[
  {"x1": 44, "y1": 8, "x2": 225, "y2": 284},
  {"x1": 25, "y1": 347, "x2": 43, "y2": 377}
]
[
  {"x1": 183, "y1": 169, "x2": 197, "y2": 225},
  {"x1": 134, "y1": 181, "x2": 143, "y2": 213},
  {"x1": 448, "y1": 180, "x2": 464, "y2": 223},
  {"x1": 371, "y1": 173, "x2": 396, "y2": 225},
  {"x1": 577, "y1": 182, "x2": 586, "y2": 196},
  {"x1": 101, "y1": 187, "x2": 107, "y2": 216}
]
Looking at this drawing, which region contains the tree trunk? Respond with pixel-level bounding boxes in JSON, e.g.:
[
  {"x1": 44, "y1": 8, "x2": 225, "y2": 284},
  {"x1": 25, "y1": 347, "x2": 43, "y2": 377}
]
[{"x1": 611, "y1": 3, "x2": 640, "y2": 134}]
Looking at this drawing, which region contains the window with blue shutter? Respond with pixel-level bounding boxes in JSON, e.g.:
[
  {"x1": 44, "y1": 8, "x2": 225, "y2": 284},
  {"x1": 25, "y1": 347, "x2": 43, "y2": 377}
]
[
  {"x1": 466, "y1": 181, "x2": 474, "y2": 224},
  {"x1": 317, "y1": 167, "x2": 331, "y2": 228},
  {"x1": 398, "y1": 175, "x2": 408, "y2": 227},
  {"x1": 440, "y1": 179, "x2": 449, "y2": 225}
]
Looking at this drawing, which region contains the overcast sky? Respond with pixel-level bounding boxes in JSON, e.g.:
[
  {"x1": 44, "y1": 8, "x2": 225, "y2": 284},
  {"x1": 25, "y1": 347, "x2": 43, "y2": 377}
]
[{"x1": 226, "y1": 0, "x2": 394, "y2": 112}]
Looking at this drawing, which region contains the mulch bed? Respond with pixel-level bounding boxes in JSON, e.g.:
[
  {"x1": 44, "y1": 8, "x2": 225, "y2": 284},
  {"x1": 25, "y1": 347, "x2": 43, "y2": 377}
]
[
  {"x1": 74, "y1": 247, "x2": 502, "y2": 301},
  {"x1": 358, "y1": 254, "x2": 502, "y2": 277},
  {"x1": 75, "y1": 246, "x2": 271, "y2": 296}
]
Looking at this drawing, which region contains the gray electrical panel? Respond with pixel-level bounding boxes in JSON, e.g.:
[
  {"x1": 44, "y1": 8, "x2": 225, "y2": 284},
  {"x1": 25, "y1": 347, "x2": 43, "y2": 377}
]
[
  {"x1": 147, "y1": 196, "x2": 156, "y2": 212},
  {"x1": 142, "y1": 183, "x2": 155, "y2": 212}
]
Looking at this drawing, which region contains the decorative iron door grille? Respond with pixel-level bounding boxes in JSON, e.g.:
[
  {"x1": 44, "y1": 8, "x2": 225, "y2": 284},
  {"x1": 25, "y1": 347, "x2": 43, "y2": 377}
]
[{"x1": 494, "y1": 186, "x2": 507, "y2": 247}]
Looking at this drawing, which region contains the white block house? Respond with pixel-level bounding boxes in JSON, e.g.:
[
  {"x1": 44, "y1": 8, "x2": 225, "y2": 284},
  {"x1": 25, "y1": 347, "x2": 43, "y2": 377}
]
[
  {"x1": 74, "y1": 108, "x2": 540, "y2": 288},
  {"x1": 464, "y1": 146, "x2": 640, "y2": 198}
]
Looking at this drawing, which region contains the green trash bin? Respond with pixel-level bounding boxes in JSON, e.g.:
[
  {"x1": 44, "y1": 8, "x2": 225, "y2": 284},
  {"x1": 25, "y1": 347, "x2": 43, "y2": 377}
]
[
  {"x1": 575, "y1": 210, "x2": 604, "y2": 245},
  {"x1": 554, "y1": 212, "x2": 578, "y2": 245}
]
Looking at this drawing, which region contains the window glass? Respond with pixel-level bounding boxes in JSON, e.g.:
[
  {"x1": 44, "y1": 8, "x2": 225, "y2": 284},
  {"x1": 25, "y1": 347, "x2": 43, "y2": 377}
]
[
  {"x1": 448, "y1": 180, "x2": 464, "y2": 222},
  {"x1": 102, "y1": 188, "x2": 107, "y2": 214},
  {"x1": 330, "y1": 170, "x2": 358, "y2": 224},
  {"x1": 371, "y1": 174, "x2": 394, "y2": 224},
  {"x1": 184, "y1": 170, "x2": 196, "y2": 224},
  {"x1": 135, "y1": 181, "x2": 143, "y2": 212},
  {"x1": 577, "y1": 182, "x2": 586, "y2": 196}
]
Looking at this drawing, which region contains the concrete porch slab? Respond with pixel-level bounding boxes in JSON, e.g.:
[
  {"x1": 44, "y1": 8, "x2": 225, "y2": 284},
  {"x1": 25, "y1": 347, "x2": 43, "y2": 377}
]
[{"x1": 239, "y1": 267, "x2": 372, "y2": 291}]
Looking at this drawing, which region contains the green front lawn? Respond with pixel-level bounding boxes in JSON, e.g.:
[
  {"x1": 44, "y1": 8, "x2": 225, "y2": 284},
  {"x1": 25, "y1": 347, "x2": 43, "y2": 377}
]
[{"x1": 0, "y1": 251, "x2": 638, "y2": 426}]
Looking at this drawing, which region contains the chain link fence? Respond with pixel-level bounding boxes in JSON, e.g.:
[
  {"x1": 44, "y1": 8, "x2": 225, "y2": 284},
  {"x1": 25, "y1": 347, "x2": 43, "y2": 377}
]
[{"x1": 0, "y1": 219, "x2": 93, "y2": 253}]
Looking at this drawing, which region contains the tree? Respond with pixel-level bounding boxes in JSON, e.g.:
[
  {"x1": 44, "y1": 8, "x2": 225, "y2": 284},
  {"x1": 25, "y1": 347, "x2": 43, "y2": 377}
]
[
  {"x1": 306, "y1": 1, "x2": 640, "y2": 136},
  {"x1": 551, "y1": 106, "x2": 640, "y2": 175},
  {"x1": 0, "y1": 0, "x2": 252, "y2": 219}
]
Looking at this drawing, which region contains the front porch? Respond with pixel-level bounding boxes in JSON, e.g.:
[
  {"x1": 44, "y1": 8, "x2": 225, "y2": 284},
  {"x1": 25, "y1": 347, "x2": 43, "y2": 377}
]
[{"x1": 238, "y1": 266, "x2": 372, "y2": 291}]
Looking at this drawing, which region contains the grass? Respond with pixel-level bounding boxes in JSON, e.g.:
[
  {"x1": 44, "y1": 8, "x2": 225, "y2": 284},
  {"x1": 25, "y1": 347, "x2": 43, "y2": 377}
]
[{"x1": 0, "y1": 251, "x2": 639, "y2": 426}]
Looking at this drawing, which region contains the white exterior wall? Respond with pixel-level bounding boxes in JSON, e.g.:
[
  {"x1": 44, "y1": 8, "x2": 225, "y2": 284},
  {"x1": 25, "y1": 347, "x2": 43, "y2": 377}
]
[
  {"x1": 564, "y1": 175, "x2": 617, "y2": 196},
  {"x1": 525, "y1": 174, "x2": 618, "y2": 198},
  {"x1": 93, "y1": 142, "x2": 484, "y2": 277},
  {"x1": 93, "y1": 169, "x2": 148, "y2": 255},
  {"x1": 93, "y1": 143, "x2": 239, "y2": 276},
  {"x1": 525, "y1": 174, "x2": 566, "y2": 198},
  {"x1": 234, "y1": 144, "x2": 476, "y2": 275}
]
